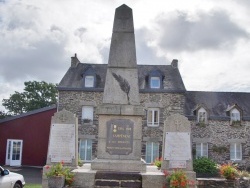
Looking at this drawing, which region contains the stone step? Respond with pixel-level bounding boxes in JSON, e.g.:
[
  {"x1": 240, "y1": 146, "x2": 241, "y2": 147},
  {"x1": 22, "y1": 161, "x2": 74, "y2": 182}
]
[{"x1": 94, "y1": 171, "x2": 142, "y2": 188}]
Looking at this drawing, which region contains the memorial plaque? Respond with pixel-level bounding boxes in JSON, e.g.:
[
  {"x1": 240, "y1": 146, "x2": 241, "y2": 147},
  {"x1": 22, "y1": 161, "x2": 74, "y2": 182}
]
[
  {"x1": 164, "y1": 132, "x2": 191, "y2": 160},
  {"x1": 106, "y1": 119, "x2": 133, "y2": 155},
  {"x1": 48, "y1": 124, "x2": 75, "y2": 162},
  {"x1": 169, "y1": 160, "x2": 187, "y2": 169}
]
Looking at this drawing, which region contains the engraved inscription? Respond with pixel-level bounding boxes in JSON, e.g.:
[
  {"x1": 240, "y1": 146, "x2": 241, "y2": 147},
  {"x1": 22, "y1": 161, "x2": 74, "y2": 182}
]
[
  {"x1": 169, "y1": 160, "x2": 187, "y2": 169},
  {"x1": 164, "y1": 132, "x2": 191, "y2": 160},
  {"x1": 106, "y1": 119, "x2": 133, "y2": 155},
  {"x1": 48, "y1": 124, "x2": 75, "y2": 163}
]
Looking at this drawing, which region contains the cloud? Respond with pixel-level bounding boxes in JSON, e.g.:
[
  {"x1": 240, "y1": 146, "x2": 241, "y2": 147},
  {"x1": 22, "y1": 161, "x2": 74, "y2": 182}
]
[
  {"x1": 74, "y1": 27, "x2": 87, "y2": 42},
  {"x1": 155, "y1": 10, "x2": 249, "y2": 52},
  {"x1": 135, "y1": 28, "x2": 167, "y2": 64},
  {"x1": 0, "y1": 38, "x2": 68, "y2": 83}
]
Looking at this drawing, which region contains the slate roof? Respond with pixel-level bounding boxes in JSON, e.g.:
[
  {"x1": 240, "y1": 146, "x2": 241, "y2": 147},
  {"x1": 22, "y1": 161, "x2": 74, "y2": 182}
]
[
  {"x1": 58, "y1": 62, "x2": 186, "y2": 92},
  {"x1": 185, "y1": 91, "x2": 250, "y2": 120},
  {"x1": 58, "y1": 63, "x2": 107, "y2": 91}
]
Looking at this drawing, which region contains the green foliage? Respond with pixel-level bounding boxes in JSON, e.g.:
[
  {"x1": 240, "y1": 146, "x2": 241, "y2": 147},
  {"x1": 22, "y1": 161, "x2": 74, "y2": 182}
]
[
  {"x1": 0, "y1": 111, "x2": 11, "y2": 119},
  {"x1": 45, "y1": 162, "x2": 74, "y2": 186},
  {"x1": 193, "y1": 157, "x2": 217, "y2": 174},
  {"x1": 2, "y1": 81, "x2": 57, "y2": 115},
  {"x1": 154, "y1": 157, "x2": 162, "y2": 168},
  {"x1": 167, "y1": 170, "x2": 188, "y2": 188},
  {"x1": 212, "y1": 145, "x2": 228, "y2": 154},
  {"x1": 238, "y1": 170, "x2": 250, "y2": 178},
  {"x1": 219, "y1": 162, "x2": 239, "y2": 180},
  {"x1": 25, "y1": 184, "x2": 41, "y2": 188},
  {"x1": 78, "y1": 157, "x2": 84, "y2": 167}
]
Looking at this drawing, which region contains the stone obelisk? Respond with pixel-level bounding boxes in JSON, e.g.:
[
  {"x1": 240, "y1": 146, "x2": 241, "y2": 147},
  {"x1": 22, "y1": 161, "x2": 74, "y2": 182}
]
[{"x1": 91, "y1": 4, "x2": 146, "y2": 172}]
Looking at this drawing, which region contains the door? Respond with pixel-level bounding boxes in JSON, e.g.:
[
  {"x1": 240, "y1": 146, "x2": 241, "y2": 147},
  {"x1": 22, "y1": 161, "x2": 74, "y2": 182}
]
[{"x1": 5, "y1": 139, "x2": 23, "y2": 166}]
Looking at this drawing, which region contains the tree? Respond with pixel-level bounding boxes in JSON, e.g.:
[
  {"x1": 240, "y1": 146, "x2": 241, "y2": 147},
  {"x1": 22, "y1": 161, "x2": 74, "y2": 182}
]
[
  {"x1": 2, "y1": 81, "x2": 57, "y2": 115},
  {"x1": 0, "y1": 111, "x2": 11, "y2": 119}
]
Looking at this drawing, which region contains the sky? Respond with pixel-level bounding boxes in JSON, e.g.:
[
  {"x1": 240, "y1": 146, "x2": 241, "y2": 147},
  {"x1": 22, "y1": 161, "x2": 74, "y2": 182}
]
[{"x1": 1, "y1": 0, "x2": 250, "y2": 112}]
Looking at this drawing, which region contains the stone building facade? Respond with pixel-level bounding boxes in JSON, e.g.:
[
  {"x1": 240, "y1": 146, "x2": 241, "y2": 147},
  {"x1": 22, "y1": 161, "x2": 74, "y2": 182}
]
[
  {"x1": 57, "y1": 56, "x2": 250, "y2": 169},
  {"x1": 57, "y1": 4, "x2": 250, "y2": 169}
]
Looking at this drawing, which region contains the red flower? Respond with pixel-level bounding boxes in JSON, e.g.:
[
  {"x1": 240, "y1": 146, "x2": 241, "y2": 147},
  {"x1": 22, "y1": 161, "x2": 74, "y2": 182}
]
[
  {"x1": 45, "y1": 165, "x2": 50, "y2": 169},
  {"x1": 163, "y1": 170, "x2": 169, "y2": 176}
]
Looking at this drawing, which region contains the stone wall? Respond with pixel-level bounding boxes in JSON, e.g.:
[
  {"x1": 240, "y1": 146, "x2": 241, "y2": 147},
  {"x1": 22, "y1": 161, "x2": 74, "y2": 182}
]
[
  {"x1": 191, "y1": 120, "x2": 250, "y2": 168},
  {"x1": 58, "y1": 90, "x2": 250, "y2": 166},
  {"x1": 58, "y1": 90, "x2": 185, "y2": 161}
]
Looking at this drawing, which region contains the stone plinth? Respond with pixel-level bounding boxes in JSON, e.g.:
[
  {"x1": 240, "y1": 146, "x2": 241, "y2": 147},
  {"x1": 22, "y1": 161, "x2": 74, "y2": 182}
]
[{"x1": 91, "y1": 112, "x2": 146, "y2": 172}]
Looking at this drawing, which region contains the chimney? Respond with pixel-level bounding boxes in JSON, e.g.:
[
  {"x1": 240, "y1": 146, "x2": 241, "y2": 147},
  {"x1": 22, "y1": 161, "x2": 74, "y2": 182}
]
[
  {"x1": 171, "y1": 59, "x2": 178, "y2": 68},
  {"x1": 71, "y1": 53, "x2": 80, "y2": 67}
]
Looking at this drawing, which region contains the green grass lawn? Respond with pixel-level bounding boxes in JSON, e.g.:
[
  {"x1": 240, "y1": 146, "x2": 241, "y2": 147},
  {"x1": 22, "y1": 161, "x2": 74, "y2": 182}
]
[{"x1": 25, "y1": 184, "x2": 42, "y2": 188}]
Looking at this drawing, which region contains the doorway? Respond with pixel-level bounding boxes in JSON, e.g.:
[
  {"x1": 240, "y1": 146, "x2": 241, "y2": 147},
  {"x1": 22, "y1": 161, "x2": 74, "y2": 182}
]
[{"x1": 5, "y1": 139, "x2": 23, "y2": 166}]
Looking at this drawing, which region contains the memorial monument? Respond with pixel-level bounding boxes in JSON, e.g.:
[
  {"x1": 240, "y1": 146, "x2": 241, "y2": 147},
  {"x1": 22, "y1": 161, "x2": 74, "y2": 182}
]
[
  {"x1": 73, "y1": 4, "x2": 165, "y2": 188},
  {"x1": 91, "y1": 4, "x2": 146, "y2": 172},
  {"x1": 42, "y1": 109, "x2": 78, "y2": 188},
  {"x1": 161, "y1": 114, "x2": 196, "y2": 186}
]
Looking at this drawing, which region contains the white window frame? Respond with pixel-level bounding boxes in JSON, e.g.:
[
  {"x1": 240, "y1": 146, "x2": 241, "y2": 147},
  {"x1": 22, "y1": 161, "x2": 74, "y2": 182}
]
[
  {"x1": 79, "y1": 139, "x2": 92, "y2": 161},
  {"x1": 230, "y1": 143, "x2": 242, "y2": 161},
  {"x1": 196, "y1": 143, "x2": 208, "y2": 158},
  {"x1": 145, "y1": 142, "x2": 159, "y2": 164},
  {"x1": 85, "y1": 75, "x2": 94, "y2": 87},
  {"x1": 231, "y1": 109, "x2": 240, "y2": 122},
  {"x1": 147, "y1": 108, "x2": 159, "y2": 127},
  {"x1": 150, "y1": 77, "x2": 160, "y2": 89},
  {"x1": 82, "y1": 106, "x2": 94, "y2": 122},
  {"x1": 197, "y1": 108, "x2": 207, "y2": 123}
]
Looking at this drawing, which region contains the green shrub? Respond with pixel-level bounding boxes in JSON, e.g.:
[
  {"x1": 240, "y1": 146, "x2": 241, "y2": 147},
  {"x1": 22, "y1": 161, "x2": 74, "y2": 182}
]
[{"x1": 193, "y1": 157, "x2": 217, "y2": 174}]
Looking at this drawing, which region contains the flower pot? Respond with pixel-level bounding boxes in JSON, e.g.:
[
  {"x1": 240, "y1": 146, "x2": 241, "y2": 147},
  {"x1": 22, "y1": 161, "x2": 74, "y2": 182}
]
[{"x1": 48, "y1": 176, "x2": 65, "y2": 188}]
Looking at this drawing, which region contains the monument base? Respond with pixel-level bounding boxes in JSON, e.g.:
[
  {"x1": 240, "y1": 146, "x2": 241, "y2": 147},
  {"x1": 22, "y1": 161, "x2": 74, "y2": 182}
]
[
  {"x1": 71, "y1": 164, "x2": 165, "y2": 188},
  {"x1": 91, "y1": 158, "x2": 146, "y2": 172}
]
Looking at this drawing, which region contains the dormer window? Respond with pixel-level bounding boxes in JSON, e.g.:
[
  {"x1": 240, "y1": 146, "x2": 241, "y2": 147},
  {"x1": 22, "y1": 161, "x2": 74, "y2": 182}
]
[
  {"x1": 198, "y1": 107, "x2": 207, "y2": 123},
  {"x1": 193, "y1": 105, "x2": 208, "y2": 125},
  {"x1": 148, "y1": 70, "x2": 163, "y2": 89},
  {"x1": 231, "y1": 109, "x2": 240, "y2": 121},
  {"x1": 82, "y1": 66, "x2": 96, "y2": 88},
  {"x1": 150, "y1": 77, "x2": 160, "y2": 88},
  {"x1": 230, "y1": 108, "x2": 241, "y2": 126},
  {"x1": 226, "y1": 104, "x2": 242, "y2": 126},
  {"x1": 85, "y1": 75, "x2": 94, "y2": 87}
]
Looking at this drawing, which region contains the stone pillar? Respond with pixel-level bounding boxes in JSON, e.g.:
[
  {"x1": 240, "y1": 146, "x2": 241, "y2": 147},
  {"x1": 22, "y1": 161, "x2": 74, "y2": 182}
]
[{"x1": 91, "y1": 4, "x2": 146, "y2": 172}]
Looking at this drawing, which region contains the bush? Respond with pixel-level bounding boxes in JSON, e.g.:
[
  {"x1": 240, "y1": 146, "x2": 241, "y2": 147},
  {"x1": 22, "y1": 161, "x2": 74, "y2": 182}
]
[
  {"x1": 219, "y1": 162, "x2": 238, "y2": 180},
  {"x1": 153, "y1": 157, "x2": 162, "y2": 168},
  {"x1": 193, "y1": 157, "x2": 217, "y2": 174}
]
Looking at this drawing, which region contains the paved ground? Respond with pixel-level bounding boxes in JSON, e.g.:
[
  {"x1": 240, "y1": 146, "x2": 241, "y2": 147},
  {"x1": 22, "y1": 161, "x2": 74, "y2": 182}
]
[{"x1": 3, "y1": 166, "x2": 43, "y2": 184}]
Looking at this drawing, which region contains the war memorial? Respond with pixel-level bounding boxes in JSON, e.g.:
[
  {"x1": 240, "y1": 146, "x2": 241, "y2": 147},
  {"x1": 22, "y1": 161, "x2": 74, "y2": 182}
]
[{"x1": 42, "y1": 4, "x2": 250, "y2": 188}]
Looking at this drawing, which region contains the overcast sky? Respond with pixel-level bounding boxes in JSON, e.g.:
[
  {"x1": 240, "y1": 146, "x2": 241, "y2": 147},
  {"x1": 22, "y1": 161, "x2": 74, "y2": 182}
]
[{"x1": 1, "y1": 0, "x2": 250, "y2": 111}]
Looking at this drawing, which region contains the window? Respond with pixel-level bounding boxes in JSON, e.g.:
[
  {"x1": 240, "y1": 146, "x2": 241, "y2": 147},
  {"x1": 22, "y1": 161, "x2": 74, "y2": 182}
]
[
  {"x1": 79, "y1": 139, "x2": 92, "y2": 161},
  {"x1": 85, "y1": 75, "x2": 94, "y2": 87},
  {"x1": 145, "y1": 142, "x2": 159, "y2": 163},
  {"x1": 230, "y1": 143, "x2": 242, "y2": 160},
  {"x1": 150, "y1": 77, "x2": 160, "y2": 88},
  {"x1": 82, "y1": 106, "x2": 94, "y2": 122},
  {"x1": 197, "y1": 108, "x2": 206, "y2": 123},
  {"x1": 196, "y1": 143, "x2": 208, "y2": 158},
  {"x1": 147, "y1": 108, "x2": 159, "y2": 127},
  {"x1": 231, "y1": 109, "x2": 240, "y2": 121}
]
